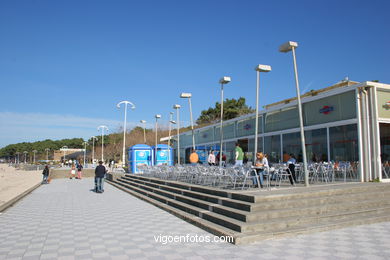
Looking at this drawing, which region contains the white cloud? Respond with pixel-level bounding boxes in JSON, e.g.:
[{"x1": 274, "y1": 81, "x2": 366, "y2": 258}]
[{"x1": 0, "y1": 112, "x2": 146, "y2": 147}]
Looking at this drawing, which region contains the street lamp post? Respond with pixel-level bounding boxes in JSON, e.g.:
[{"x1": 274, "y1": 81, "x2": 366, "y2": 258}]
[
  {"x1": 32, "y1": 150, "x2": 37, "y2": 164},
  {"x1": 173, "y1": 104, "x2": 181, "y2": 164},
  {"x1": 154, "y1": 114, "x2": 161, "y2": 165},
  {"x1": 167, "y1": 112, "x2": 176, "y2": 165},
  {"x1": 180, "y1": 93, "x2": 195, "y2": 150},
  {"x1": 91, "y1": 136, "x2": 98, "y2": 165},
  {"x1": 279, "y1": 41, "x2": 308, "y2": 186},
  {"x1": 218, "y1": 76, "x2": 231, "y2": 167},
  {"x1": 140, "y1": 120, "x2": 147, "y2": 144},
  {"x1": 61, "y1": 146, "x2": 68, "y2": 165},
  {"x1": 15, "y1": 152, "x2": 20, "y2": 164},
  {"x1": 97, "y1": 125, "x2": 109, "y2": 163},
  {"x1": 117, "y1": 100, "x2": 136, "y2": 167},
  {"x1": 23, "y1": 151, "x2": 28, "y2": 164},
  {"x1": 45, "y1": 148, "x2": 50, "y2": 162},
  {"x1": 254, "y1": 65, "x2": 272, "y2": 161},
  {"x1": 82, "y1": 141, "x2": 88, "y2": 167}
]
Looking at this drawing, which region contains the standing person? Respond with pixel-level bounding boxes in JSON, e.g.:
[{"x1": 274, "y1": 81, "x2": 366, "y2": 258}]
[
  {"x1": 207, "y1": 150, "x2": 216, "y2": 166},
  {"x1": 70, "y1": 164, "x2": 76, "y2": 179},
  {"x1": 42, "y1": 165, "x2": 50, "y2": 184},
  {"x1": 287, "y1": 154, "x2": 297, "y2": 185},
  {"x1": 234, "y1": 143, "x2": 244, "y2": 166},
  {"x1": 94, "y1": 161, "x2": 106, "y2": 193},
  {"x1": 76, "y1": 163, "x2": 83, "y2": 179},
  {"x1": 189, "y1": 149, "x2": 199, "y2": 166}
]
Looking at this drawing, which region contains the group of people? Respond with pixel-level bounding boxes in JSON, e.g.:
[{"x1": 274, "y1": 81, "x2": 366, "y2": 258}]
[
  {"x1": 252, "y1": 153, "x2": 297, "y2": 188},
  {"x1": 41, "y1": 161, "x2": 107, "y2": 193}
]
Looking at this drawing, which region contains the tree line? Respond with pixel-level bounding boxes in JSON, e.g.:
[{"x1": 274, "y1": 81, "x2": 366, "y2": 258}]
[{"x1": 0, "y1": 97, "x2": 252, "y2": 160}]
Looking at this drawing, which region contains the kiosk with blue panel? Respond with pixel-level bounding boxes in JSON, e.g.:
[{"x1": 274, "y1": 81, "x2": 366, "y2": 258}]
[
  {"x1": 152, "y1": 144, "x2": 173, "y2": 166},
  {"x1": 195, "y1": 146, "x2": 208, "y2": 164},
  {"x1": 128, "y1": 144, "x2": 153, "y2": 173}
]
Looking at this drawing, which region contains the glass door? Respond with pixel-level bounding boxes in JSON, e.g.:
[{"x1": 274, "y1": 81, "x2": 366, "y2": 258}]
[{"x1": 380, "y1": 123, "x2": 390, "y2": 179}]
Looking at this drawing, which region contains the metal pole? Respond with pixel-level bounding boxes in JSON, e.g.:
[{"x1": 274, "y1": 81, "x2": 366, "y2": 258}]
[
  {"x1": 101, "y1": 130, "x2": 104, "y2": 162},
  {"x1": 92, "y1": 138, "x2": 95, "y2": 164},
  {"x1": 292, "y1": 47, "x2": 309, "y2": 186},
  {"x1": 219, "y1": 84, "x2": 224, "y2": 167},
  {"x1": 168, "y1": 112, "x2": 173, "y2": 165},
  {"x1": 122, "y1": 103, "x2": 128, "y2": 167},
  {"x1": 155, "y1": 118, "x2": 158, "y2": 165},
  {"x1": 177, "y1": 109, "x2": 181, "y2": 164},
  {"x1": 83, "y1": 142, "x2": 87, "y2": 166},
  {"x1": 143, "y1": 124, "x2": 146, "y2": 144},
  {"x1": 254, "y1": 70, "x2": 260, "y2": 161},
  {"x1": 189, "y1": 98, "x2": 195, "y2": 150}
]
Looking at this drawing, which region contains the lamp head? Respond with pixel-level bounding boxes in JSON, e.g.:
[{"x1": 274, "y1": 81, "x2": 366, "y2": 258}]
[
  {"x1": 170, "y1": 120, "x2": 176, "y2": 124},
  {"x1": 180, "y1": 93, "x2": 192, "y2": 98},
  {"x1": 173, "y1": 104, "x2": 181, "y2": 109},
  {"x1": 255, "y1": 64, "x2": 272, "y2": 72},
  {"x1": 155, "y1": 114, "x2": 161, "y2": 119},
  {"x1": 279, "y1": 41, "x2": 298, "y2": 53},
  {"x1": 219, "y1": 76, "x2": 231, "y2": 84},
  {"x1": 140, "y1": 120, "x2": 146, "y2": 124}
]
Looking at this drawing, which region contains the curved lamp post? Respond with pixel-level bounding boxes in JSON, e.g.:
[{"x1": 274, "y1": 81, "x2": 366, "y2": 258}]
[
  {"x1": 279, "y1": 41, "x2": 308, "y2": 187},
  {"x1": 117, "y1": 100, "x2": 136, "y2": 167},
  {"x1": 254, "y1": 65, "x2": 272, "y2": 161},
  {"x1": 173, "y1": 104, "x2": 181, "y2": 164},
  {"x1": 61, "y1": 146, "x2": 68, "y2": 164},
  {"x1": 140, "y1": 120, "x2": 147, "y2": 144},
  {"x1": 23, "y1": 151, "x2": 28, "y2": 164},
  {"x1": 97, "y1": 125, "x2": 109, "y2": 163},
  {"x1": 219, "y1": 76, "x2": 231, "y2": 167},
  {"x1": 180, "y1": 93, "x2": 195, "y2": 150},
  {"x1": 32, "y1": 150, "x2": 37, "y2": 164}
]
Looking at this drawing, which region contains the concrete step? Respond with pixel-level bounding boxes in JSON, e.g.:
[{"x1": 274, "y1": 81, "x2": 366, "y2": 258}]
[
  {"x1": 236, "y1": 210, "x2": 390, "y2": 245},
  {"x1": 251, "y1": 182, "x2": 389, "y2": 203},
  {"x1": 125, "y1": 174, "x2": 256, "y2": 202},
  {"x1": 118, "y1": 177, "x2": 390, "y2": 224},
  {"x1": 121, "y1": 176, "x2": 390, "y2": 214},
  {"x1": 120, "y1": 176, "x2": 257, "y2": 212},
  {"x1": 240, "y1": 206, "x2": 390, "y2": 233},
  {"x1": 112, "y1": 178, "x2": 390, "y2": 234}
]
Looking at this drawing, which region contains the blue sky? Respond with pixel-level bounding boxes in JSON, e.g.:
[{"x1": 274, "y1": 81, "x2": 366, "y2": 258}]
[{"x1": 0, "y1": 0, "x2": 389, "y2": 148}]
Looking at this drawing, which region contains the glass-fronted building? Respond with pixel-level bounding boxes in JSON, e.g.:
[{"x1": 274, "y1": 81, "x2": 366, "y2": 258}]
[{"x1": 170, "y1": 80, "x2": 390, "y2": 182}]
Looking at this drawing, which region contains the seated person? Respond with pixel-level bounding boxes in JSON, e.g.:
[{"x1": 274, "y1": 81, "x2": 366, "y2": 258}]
[{"x1": 252, "y1": 152, "x2": 269, "y2": 188}]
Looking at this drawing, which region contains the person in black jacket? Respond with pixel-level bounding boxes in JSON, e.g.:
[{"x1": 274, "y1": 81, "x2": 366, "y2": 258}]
[
  {"x1": 94, "y1": 161, "x2": 106, "y2": 193},
  {"x1": 42, "y1": 165, "x2": 50, "y2": 184}
]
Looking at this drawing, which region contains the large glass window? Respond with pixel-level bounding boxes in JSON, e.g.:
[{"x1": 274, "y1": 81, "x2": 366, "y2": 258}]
[
  {"x1": 265, "y1": 106, "x2": 299, "y2": 133},
  {"x1": 215, "y1": 123, "x2": 235, "y2": 141},
  {"x1": 248, "y1": 137, "x2": 263, "y2": 163},
  {"x1": 196, "y1": 128, "x2": 214, "y2": 144},
  {"x1": 380, "y1": 123, "x2": 390, "y2": 179},
  {"x1": 305, "y1": 128, "x2": 328, "y2": 162},
  {"x1": 329, "y1": 124, "x2": 358, "y2": 162},
  {"x1": 304, "y1": 91, "x2": 356, "y2": 126},
  {"x1": 282, "y1": 132, "x2": 302, "y2": 162},
  {"x1": 264, "y1": 135, "x2": 281, "y2": 163},
  {"x1": 236, "y1": 117, "x2": 255, "y2": 137}
]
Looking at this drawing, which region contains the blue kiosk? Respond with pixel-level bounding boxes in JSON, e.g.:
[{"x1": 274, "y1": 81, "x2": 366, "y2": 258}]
[
  {"x1": 128, "y1": 144, "x2": 153, "y2": 173},
  {"x1": 152, "y1": 144, "x2": 173, "y2": 166}
]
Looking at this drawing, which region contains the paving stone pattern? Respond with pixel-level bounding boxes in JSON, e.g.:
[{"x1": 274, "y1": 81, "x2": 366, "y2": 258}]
[{"x1": 0, "y1": 178, "x2": 389, "y2": 260}]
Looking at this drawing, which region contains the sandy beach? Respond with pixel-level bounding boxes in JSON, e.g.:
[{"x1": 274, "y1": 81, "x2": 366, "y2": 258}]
[{"x1": 0, "y1": 164, "x2": 42, "y2": 210}]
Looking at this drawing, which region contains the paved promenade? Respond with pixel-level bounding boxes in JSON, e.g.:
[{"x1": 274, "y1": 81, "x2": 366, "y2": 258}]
[{"x1": 0, "y1": 178, "x2": 389, "y2": 260}]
